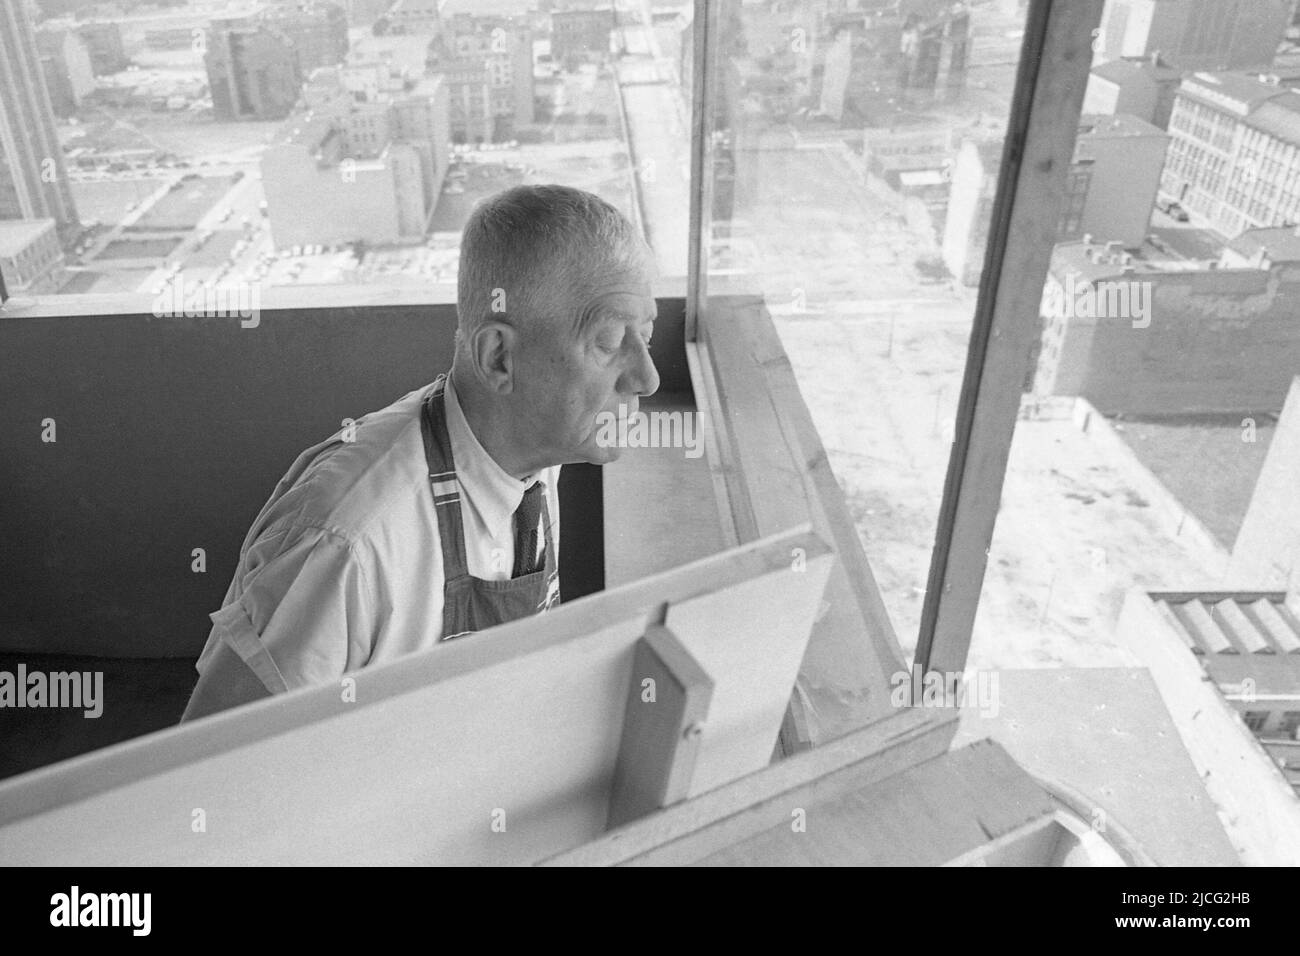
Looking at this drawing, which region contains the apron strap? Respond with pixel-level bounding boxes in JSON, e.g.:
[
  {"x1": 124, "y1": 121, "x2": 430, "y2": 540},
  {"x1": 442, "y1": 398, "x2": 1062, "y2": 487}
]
[
  {"x1": 420, "y1": 372, "x2": 558, "y2": 586},
  {"x1": 420, "y1": 375, "x2": 471, "y2": 582}
]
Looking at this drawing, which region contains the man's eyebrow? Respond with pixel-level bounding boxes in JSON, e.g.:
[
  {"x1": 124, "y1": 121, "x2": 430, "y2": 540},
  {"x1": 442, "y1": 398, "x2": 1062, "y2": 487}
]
[{"x1": 601, "y1": 310, "x2": 656, "y2": 327}]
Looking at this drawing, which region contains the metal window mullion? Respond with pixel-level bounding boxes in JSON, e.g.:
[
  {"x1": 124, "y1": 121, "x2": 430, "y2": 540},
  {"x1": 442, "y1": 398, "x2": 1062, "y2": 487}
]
[{"x1": 685, "y1": 0, "x2": 719, "y2": 344}]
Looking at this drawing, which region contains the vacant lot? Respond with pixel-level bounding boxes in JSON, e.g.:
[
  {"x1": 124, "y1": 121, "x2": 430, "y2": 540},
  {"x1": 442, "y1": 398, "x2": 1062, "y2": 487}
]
[
  {"x1": 97, "y1": 237, "x2": 181, "y2": 260},
  {"x1": 69, "y1": 179, "x2": 165, "y2": 227},
  {"x1": 131, "y1": 176, "x2": 234, "y2": 231}
]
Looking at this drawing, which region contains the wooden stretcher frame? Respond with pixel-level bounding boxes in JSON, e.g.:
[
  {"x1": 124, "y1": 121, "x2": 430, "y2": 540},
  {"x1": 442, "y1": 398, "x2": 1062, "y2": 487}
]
[{"x1": 0, "y1": 525, "x2": 838, "y2": 865}]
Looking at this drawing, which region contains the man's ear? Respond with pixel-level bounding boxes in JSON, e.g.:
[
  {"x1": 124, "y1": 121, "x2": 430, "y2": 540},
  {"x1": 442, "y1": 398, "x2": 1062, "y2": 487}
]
[{"x1": 467, "y1": 319, "x2": 518, "y2": 395}]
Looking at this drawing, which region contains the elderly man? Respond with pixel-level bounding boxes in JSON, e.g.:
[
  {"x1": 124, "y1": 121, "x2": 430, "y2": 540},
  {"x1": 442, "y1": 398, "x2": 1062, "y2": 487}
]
[{"x1": 182, "y1": 185, "x2": 659, "y2": 720}]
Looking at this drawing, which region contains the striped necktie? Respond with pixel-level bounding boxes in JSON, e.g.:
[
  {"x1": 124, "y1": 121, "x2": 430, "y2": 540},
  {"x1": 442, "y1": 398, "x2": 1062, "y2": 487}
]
[{"x1": 512, "y1": 481, "x2": 543, "y2": 578}]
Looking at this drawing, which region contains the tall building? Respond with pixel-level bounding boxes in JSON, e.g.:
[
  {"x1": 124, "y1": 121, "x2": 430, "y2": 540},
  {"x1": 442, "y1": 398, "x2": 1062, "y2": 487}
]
[
  {"x1": 1084, "y1": 54, "x2": 1185, "y2": 130},
  {"x1": 1033, "y1": 237, "x2": 1300, "y2": 415},
  {"x1": 944, "y1": 112, "x2": 1166, "y2": 288},
  {"x1": 0, "y1": 218, "x2": 65, "y2": 295},
  {"x1": 205, "y1": 18, "x2": 302, "y2": 121},
  {"x1": 384, "y1": 0, "x2": 444, "y2": 35},
  {"x1": 1161, "y1": 71, "x2": 1300, "y2": 237},
  {"x1": 261, "y1": 70, "x2": 449, "y2": 248},
  {"x1": 0, "y1": 0, "x2": 78, "y2": 230},
  {"x1": 942, "y1": 136, "x2": 1002, "y2": 286},
  {"x1": 340, "y1": 0, "x2": 396, "y2": 31},
  {"x1": 260, "y1": 1, "x2": 350, "y2": 75},
  {"x1": 35, "y1": 26, "x2": 94, "y2": 118},
  {"x1": 552, "y1": 6, "x2": 615, "y2": 62},
  {"x1": 1059, "y1": 113, "x2": 1168, "y2": 246},
  {"x1": 430, "y1": 54, "x2": 492, "y2": 143},
  {"x1": 434, "y1": 10, "x2": 534, "y2": 137},
  {"x1": 204, "y1": 4, "x2": 348, "y2": 122},
  {"x1": 1094, "y1": 0, "x2": 1292, "y2": 72},
  {"x1": 74, "y1": 21, "x2": 128, "y2": 76},
  {"x1": 896, "y1": 3, "x2": 969, "y2": 102}
]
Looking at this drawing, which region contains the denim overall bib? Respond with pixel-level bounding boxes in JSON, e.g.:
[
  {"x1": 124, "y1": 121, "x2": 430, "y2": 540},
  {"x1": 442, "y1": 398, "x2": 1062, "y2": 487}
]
[{"x1": 420, "y1": 374, "x2": 560, "y2": 643}]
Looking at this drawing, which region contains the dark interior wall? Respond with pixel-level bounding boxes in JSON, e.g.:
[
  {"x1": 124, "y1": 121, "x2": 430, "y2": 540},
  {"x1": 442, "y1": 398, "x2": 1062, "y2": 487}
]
[
  {"x1": 1, "y1": 304, "x2": 459, "y2": 657},
  {"x1": 0, "y1": 298, "x2": 685, "y2": 660}
]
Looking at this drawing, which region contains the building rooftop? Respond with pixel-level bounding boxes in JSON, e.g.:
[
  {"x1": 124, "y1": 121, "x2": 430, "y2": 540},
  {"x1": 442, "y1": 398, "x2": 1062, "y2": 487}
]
[
  {"x1": 0, "y1": 219, "x2": 56, "y2": 257},
  {"x1": 1150, "y1": 592, "x2": 1300, "y2": 697},
  {"x1": 1091, "y1": 55, "x2": 1183, "y2": 85},
  {"x1": 1117, "y1": 414, "x2": 1274, "y2": 548},
  {"x1": 1178, "y1": 72, "x2": 1300, "y2": 144},
  {"x1": 1078, "y1": 112, "x2": 1166, "y2": 138},
  {"x1": 1248, "y1": 94, "x2": 1300, "y2": 146},
  {"x1": 1181, "y1": 70, "x2": 1293, "y2": 111},
  {"x1": 273, "y1": 112, "x2": 338, "y2": 149},
  {"x1": 1226, "y1": 226, "x2": 1300, "y2": 264},
  {"x1": 1050, "y1": 232, "x2": 1271, "y2": 280},
  {"x1": 438, "y1": 0, "x2": 531, "y2": 16},
  {"x1": 346, "y1": 33, "x2": 433, "y2": 70},
  {"x1": 1049, "y1": 239, "x2": 1160, "y2": 281},
  {"x1": 1076, "y1": 111, "x2": 1170, "y2": 137}
]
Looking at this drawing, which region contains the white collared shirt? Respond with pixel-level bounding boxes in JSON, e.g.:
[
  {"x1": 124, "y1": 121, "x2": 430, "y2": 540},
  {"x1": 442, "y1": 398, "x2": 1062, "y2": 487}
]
[{"x1": 194, "y1": 377, "x2": 561, "y2": 694}]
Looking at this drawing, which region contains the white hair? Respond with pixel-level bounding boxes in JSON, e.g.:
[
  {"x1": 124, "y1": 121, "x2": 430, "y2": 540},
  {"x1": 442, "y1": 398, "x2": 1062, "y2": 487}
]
[{"x1": 455, "y1": 184, "x2": 651, "y2": 356}]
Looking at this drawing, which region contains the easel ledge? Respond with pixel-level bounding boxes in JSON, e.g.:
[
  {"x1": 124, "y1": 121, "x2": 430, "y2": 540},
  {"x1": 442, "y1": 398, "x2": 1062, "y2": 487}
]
[{"x1": 542, "y1": 705, "x2": 960, "y2": 866}]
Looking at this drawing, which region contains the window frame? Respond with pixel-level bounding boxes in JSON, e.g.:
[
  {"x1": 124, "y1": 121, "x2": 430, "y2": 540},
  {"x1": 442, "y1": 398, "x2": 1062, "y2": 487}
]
[
  {"x1": 909, "y1": 0, "x2": 1104, "y2": 681},
  {"x1": 683, "y1": 0, "x2": 1105, "y2": 685}
]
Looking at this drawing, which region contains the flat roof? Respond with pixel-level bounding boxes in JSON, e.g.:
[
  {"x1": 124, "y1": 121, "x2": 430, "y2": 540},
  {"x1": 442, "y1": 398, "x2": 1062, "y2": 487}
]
[
  {"x1": 1226, "y1": 226, "x2": 1300, "y2": 264},
  {"x1": 1178, "y1": 72, "x2": 1300, "y2": 144},
  {"x1": 1117, "y1": 415, "x2": 1275, "y2": 548},
  {"x1": 272, "y1": 113, "x2": 337, "y2": 149},
  {"x1": 1182, "y1": 70, "x2": 1290, "y2": 109},
  {"x1": 1091, "y1": 56, "x2": 1182, "y2": 85},
  {"x1": 1249, "y1": 95, "x2": 1300, "y2": 146},
  {"x1": 1078, "y1": 111, "x2": 1166, "y2": 137}
]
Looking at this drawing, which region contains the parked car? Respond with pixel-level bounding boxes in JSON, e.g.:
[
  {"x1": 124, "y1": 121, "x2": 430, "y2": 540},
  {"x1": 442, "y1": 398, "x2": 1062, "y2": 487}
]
[{"x1": 1158, "y1": 197, "x2": 1189, "y2": 222}]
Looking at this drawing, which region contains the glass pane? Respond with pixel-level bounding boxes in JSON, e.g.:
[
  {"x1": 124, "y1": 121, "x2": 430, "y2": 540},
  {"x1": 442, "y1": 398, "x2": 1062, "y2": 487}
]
[
  {"x1": 966, "y1": 0, "x2": 1300, "y2": 862},
  {"x1": 698, "y1": 0, "x2": 1033, "y2": 660},
  {"x1": 2, "y1": 0, "x2": 684, "y2": 302}
]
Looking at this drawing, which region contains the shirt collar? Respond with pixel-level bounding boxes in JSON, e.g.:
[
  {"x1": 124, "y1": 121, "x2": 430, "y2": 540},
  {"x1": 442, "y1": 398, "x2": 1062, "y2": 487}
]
[{"x1": 442, "y1": 373, "x2": 545, "y2": 541}]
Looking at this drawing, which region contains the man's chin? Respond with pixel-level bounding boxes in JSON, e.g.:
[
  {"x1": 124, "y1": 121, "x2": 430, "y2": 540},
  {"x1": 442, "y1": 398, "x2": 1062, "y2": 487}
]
[{"x1": 575, "y1": 443, "x2": 623, "y2": 466}]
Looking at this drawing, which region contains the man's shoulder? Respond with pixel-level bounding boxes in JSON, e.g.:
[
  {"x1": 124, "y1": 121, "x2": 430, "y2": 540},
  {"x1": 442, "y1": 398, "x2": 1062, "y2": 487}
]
[{"x1": 257, "y1": 385, "x2": 438, "y2": 547}]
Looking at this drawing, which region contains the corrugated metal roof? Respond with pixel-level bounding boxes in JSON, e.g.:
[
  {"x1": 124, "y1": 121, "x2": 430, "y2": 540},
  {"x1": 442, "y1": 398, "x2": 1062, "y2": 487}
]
[
  {"x1": 1156, "y1": 593, "x2": 1300, "y2": 655},
  {"x1": 1151, "y1": 592, "x2": 1300, "y2": 697}
]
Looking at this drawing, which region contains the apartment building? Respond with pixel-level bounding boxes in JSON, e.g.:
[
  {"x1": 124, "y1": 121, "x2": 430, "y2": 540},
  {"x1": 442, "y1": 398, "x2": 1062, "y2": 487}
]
[{"x1": 1161, "y1": 71, "x2": 1300, "y2": 236}]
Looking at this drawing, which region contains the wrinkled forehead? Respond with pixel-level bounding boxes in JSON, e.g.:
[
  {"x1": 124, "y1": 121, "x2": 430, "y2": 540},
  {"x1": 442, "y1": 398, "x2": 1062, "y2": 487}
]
[{"x1": 575, "y1": 271, "x2": 657, "y2": 328}]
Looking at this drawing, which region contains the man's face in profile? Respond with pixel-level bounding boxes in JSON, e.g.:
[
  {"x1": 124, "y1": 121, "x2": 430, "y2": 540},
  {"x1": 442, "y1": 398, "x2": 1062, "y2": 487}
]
[{"x1": 514, "y1": 265, "x2": 660, "y2": 467}]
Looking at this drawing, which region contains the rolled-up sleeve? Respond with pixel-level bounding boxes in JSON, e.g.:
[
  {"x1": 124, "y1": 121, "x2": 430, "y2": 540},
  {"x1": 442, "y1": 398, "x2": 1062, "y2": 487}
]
[{"x1": 208, "y1": 527, "x2": 376, "y2": 694}]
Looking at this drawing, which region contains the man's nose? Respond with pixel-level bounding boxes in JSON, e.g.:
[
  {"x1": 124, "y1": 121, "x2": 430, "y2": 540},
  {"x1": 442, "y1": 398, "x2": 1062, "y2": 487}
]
[{"x1": 623, "y1": 340, "x2": 660, "y2": 398}]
